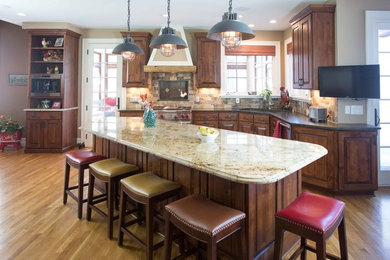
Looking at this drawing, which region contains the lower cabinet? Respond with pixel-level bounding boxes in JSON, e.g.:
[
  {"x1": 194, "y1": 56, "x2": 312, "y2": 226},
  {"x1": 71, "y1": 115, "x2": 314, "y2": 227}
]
[
  {"x1": 292, "y1": 126, "x2": 378, "y2": 194},
  {"x1": 338, "y1": 131, "x2": 378, "y2": 192},
  {"x1": 292, "y1": 126, "x2": 337, "y2": 189},
  {"x1": 219, "y1": 121, "x2": 238, "y2": 131},
  {"x1": 25, "y1": 111, "x2": 77, "y2": 153},
  {"x1": 192, "y1": 120, "x2": 218, "y2": 128},
  {"x1": 239, "y1": 121, "x2": 253, "y2": 133},
  {"x1": 253, "y1": 123, "x2": 270, "y2": 136},
  {"x1": 119, "y1": 111, "x2": 144, "y2": 117}
]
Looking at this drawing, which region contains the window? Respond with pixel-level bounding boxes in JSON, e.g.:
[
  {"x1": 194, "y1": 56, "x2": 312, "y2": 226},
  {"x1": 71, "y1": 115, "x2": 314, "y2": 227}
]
[{"x1": 222, "y1": 42, "x2": 280, "y2": 96}]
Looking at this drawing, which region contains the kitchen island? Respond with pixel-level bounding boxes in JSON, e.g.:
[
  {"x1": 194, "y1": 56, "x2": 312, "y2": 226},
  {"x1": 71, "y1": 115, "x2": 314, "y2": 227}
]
[{"x1": 85, "y1": 117, "x2": 327, "y2": 259}]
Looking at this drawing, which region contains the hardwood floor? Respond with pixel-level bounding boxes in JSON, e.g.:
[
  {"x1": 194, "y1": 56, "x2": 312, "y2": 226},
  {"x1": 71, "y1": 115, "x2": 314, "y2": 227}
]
[{"x1": 0, "y1": 148, "x2": 389, "y2": 259}]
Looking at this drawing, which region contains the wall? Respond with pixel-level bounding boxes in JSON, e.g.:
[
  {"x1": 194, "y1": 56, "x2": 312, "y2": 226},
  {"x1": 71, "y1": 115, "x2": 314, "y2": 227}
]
[
  {"x1": 0, "y1": 21, "x2": 29, "y2": 132},
  {"x1": 336, "y1": 0, "x2": 390, "y2": 123}
]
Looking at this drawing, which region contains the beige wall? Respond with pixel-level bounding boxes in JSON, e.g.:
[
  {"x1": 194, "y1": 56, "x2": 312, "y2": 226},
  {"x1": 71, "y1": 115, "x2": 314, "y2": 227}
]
[
  {"x1": 336, "y1": 0, "x2": 390, "y2": 123},
  {"x1": 0, "y1": 21, "x2": 29, "y2": 133}
]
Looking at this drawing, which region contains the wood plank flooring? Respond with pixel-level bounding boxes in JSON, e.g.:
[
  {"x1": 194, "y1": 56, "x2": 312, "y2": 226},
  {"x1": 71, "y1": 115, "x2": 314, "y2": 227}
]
[{"x1": 0, "y1": 148, "x2": 389, "y2": 259}]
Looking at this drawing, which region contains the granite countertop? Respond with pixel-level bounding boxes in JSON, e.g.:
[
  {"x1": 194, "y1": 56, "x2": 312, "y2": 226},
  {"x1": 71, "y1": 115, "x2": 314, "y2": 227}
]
[
  {"x1": 24, "y1": 107, "x2": 79, "y2": 112},
  {"x1": 120, "y1": 108, "x2": 378, "y2": 130},
  {"x1": 84, "y1": 117, "x2": 327, "y2": 184}
]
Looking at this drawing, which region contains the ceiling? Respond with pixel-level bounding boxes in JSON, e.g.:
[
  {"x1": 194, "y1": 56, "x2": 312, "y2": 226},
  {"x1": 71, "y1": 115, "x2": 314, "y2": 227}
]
[{"x1": 0, "y1": 0, "x2": 328, "y2": 31}]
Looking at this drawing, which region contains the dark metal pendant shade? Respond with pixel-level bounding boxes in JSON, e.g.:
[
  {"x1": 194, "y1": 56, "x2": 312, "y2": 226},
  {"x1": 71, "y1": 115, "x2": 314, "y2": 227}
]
[
  {"x1": 112, "y1": 36, "x2": 144, "y2": 55},
  {"x1": 149, "y1": 27, "x2": 187, "y2": 49},
  {"x1": 207, "y1": 19, "x2": 255, "y2": 41}
]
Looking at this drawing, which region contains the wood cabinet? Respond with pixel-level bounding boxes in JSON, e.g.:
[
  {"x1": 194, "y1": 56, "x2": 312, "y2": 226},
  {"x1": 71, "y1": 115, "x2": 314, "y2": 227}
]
[
  {"x1": 121, "y1": 32, "x2": 152, "y2": 88},
  {"x1": 25, "y1": 29, "x2": 79, "y2": 153},
  {"x1": 253, "y1": 123, "x2": 270, "y2": 136},
  {"x1": 292, "y1": 126, "x2": 337, "y2": 189},
  {"x1": 195, "y1": 33, "x2": 221, "y2": 88},
  {"x1": 119, "y1": 110, "x2": 144, "y2": 117},
  {"x1": 238, "y1": 113, "x2": 270, "y2": 136},
  {"x1": 219, "y1": 121, "x2": 238, "y2": 131},
  {"x1": 290, "y1": 5, "x2": 335, "y2": 90},
  {"x1": 338, "y1": 131, "x2": 378, "y2": 192},
  {"x1": 192, "y1": 120, "x2": 218, "y2": 128}
]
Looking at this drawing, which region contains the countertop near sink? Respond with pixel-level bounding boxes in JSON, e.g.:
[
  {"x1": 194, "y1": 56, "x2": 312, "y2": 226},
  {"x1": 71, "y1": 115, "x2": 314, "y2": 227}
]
[{"x1": 120, "y1": 108, "x2": 379, "y2": 131}]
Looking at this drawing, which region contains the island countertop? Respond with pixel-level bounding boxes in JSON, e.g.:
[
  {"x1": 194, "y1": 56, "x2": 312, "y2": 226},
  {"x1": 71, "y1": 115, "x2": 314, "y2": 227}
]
[{"x1": 85, "y1": 117, "x2": 327, "y2": 184}]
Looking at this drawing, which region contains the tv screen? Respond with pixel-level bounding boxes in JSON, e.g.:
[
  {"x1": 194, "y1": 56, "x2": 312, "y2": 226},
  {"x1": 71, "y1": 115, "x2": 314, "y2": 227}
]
[{"x1": 318, "y1": 65, "x2": 380, "y2": 98}]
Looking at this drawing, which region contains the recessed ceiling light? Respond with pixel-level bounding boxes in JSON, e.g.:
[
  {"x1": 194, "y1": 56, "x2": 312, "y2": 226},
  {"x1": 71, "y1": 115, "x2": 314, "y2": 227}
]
[
  {"x1": 248, "y1": 24, "x2": 255, "y2": 28},
  {"x1": 269, "y1": 20, "x2": 277, "y2": 24},
  {"x1": 162, "y1": 14, "x2": 168, "y2": 18},
  {"x1": 17, "y1": 12, "x2": 26, "y2": 17}
]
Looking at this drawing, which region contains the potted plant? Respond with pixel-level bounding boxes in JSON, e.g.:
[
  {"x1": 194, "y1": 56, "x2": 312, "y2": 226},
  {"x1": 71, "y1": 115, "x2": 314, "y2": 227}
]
[
  {"x1": 0, "y1": 115, "x2": 24, "y2": 142},
  {"x1": 260, "y1": 89, "x2": 273, "y2": 110}
]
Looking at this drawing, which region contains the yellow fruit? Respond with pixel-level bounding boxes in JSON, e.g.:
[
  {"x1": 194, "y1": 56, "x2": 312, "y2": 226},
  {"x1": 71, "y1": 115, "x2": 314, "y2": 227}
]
[{"x1": 206, "y1": 128, "x2": 215, "y2": 134}]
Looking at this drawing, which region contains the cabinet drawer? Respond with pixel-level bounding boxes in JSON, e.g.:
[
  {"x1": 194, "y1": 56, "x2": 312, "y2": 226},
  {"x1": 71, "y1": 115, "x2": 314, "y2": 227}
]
[
  {"x1": 239, "y1": 113, "x2": 254, "y2": 122},
  {"x1": 219, "y1": 112, "x2": 238, "y2": 121},
  {"x1": 27, "y1": 112, "x2": 62, "y2": 120},
  {"x1": 192, "y1": 112, "x2": 218, "y2": 121},
  {"x1": 219, "y1": 121, "x2": 238, "y2": 131},
  {"x1": 253, "y1": 114, "x2": 269, "y2": 123},
  {"x1": 119, "y1": 111, "x2": 144, "y2": 117},
  {"x1": 254, "y1": 123, "x2": 270, "y2": 136},
  {"x1": 239, "y1": 122, "x2": 253, "y2": 133},
  {"x1": 192, "y1": 120, "x2": 218, "y2": 128}
]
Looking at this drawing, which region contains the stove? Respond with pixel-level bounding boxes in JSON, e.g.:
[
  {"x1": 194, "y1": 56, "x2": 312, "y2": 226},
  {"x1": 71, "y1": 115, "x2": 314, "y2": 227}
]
[{"x1": 153, "y1": 106, "x2": 192, "y2": 122}]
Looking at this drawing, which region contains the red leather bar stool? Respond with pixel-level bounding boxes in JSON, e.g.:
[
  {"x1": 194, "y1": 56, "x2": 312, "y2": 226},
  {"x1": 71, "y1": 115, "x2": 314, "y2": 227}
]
[
  {"x1": 63, "y1": 149, "x2": 106, "y2": 219},
  {"x1": 118, "y1": 172, "x2": 181, "y2": 260},
  {"x1": 86, "y1": 158, "x2": 139, "y2": 239},
  {"x1": 163, "y1": 194, "x2": 247, "y2": 260},
  {"x1": 274, "y1": 192, "x2": 348, "y2": 260}
]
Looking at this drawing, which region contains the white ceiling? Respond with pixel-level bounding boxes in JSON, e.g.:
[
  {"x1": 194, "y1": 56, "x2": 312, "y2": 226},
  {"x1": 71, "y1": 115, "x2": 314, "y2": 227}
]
[{"x1": 0, "y1": 0, "x2": 328, "y2": 31}]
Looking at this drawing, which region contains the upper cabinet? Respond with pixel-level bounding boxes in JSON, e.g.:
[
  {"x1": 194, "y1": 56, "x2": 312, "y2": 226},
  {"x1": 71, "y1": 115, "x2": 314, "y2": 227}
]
[
  {"x1": 195, "y1": 33, "x2": 221, "y2": 88},
  {"x1": 121, "y1": 32, "x2": 152, "y2": 88},
  {"x1": 290, "y1": 5, "x2": 335, "y2": 90}
]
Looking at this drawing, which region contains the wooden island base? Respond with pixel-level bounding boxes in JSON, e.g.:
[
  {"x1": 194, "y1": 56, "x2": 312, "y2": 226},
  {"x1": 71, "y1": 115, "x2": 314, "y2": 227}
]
[{"x1": 94, "y1": 135, "x2": 301, "y2": 259}]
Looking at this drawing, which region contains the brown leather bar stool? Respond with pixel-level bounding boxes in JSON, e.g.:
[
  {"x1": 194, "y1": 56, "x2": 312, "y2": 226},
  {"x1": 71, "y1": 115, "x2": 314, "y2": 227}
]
[
  {"x1": 86, "y1": 158, "x2": 139, "y2": 239},
  {"x1": 118, "y1": 172, "x2": 181, "y2": 260},
  {"x1": 63, "y1": 149, "x2": 106, "y2": 219},
  {"x1": 163, "y1": 194, "x2": 247, "y2": 260},
  {"x1": 274, "y1": 192, "x2": 348, "y2": 260}
]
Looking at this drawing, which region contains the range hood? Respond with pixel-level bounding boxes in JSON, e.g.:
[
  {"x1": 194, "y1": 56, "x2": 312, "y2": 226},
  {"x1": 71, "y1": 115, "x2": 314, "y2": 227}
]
[{"x1": 145, "y1": 26, "x2": 196, "y2": 73}]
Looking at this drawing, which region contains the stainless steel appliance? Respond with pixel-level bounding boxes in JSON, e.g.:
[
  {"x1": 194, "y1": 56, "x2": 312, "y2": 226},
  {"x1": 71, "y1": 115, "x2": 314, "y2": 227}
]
[
  {"x1": 309, "y1": 106, "x2": 327, "y2": 123},
  {"x1": 153, "y1": 106, "x2": 191, "y2": 122}
]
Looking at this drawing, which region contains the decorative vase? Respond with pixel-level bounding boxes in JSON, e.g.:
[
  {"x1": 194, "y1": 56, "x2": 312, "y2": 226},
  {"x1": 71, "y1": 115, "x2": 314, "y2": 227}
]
[
  {"x1": 143, "y1": 106, "x2": 156, "y2": 127},
  {"x1": 0, "y1": 130, "x2": 22, "y2": 142}
]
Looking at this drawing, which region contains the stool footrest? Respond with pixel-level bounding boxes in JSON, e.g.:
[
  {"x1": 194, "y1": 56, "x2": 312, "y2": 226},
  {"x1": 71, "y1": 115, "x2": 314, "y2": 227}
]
[{"x1": 304, "y1": 245, "x2": 341, "y2": 260}]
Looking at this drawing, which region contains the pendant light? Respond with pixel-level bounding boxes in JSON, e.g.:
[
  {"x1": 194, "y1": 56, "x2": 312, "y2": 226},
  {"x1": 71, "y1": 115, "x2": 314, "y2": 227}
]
[
  {"x1": 207, "y1": 0, "x2": 255, "y2": 49},
  {"x1": 149, "y1": 0, "x2": 187, "y2": 57},
  {"x1": 113, "y1": 0, "x2": 144, "y2": 61}
]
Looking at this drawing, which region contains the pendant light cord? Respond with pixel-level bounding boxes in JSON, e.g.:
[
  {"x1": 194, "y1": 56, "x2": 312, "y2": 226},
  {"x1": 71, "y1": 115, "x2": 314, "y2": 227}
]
[
  {"x1": 228, "y1": 0, "x2": 232, "y2": 14},
  {"x1": 127, "y1": 0, "x2": 131, "y2": 38},
  {"x1": 167, "y1": 0, "x2": 171, "y2": 28}
]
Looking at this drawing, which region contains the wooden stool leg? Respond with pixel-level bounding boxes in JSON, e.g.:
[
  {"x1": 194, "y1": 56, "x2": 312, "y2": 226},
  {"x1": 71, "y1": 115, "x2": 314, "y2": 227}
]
[
  {"x1": 338, "y1": 217, "x2": 348, "y2": 260},
  {"x1": 118, "y1": 187, "x2": 127, "y2": 246},
  {"x1": 316, "y1": 239, "x2": 326, "y2": 260},
  {"x1": 77, "y1": 167, "x2": 84, "y2": 219},
  {"x1": 63, "y1": 162, "x2": 70, "y2": 205},
  {"x1": 274, "y1": 220, "x2": 284, "y2": 260},
  {"x1": 86, "y1": 172, "x2": 95, "y2": 221},
  {"x1": 107, "y1": 180, "x2": 115, "y2": 239},
  {"x1": 240, "y1": 220, "x2": 247, "y2": 260},
  {"x1": 146, "y1": 203, "x2": 154, "y2": 260},
  {"x1": 301, "y1": 237, "x2": 307, "y2": 260},
  {"x1": 207, "y1": 237, "x2": 217, "y2": 260},
  {"x1": 163, "y1": 213, "x2": 173, "y2": 260}
]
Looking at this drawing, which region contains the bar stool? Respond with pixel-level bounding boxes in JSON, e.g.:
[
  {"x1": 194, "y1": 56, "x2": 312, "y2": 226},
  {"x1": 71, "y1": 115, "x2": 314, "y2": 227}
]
[
  {"x1": 274, "y1": 192, "x2": 348, "y2": 260},
  {"x1": 118, "y1": 172, "x2": 181, "y2": 260},
  {"x1": 63, "y1": 149, "x2": 106, "y2": 219},
  {"x1": 86, "y1": 158, "x2": 139, "y2": 239},
  {"x1": 163, "y1": 194, "x2": 247, "y2": 260}
]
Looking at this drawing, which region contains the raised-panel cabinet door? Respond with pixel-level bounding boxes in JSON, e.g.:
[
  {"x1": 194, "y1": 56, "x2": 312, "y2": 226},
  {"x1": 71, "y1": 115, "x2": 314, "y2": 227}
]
[
  {"x1": 219, "y1": 121, "x2": 238, "y2": 131},
  {"x1": 26, "y1": 120, "x2": 44, "y2": 149},
  {"x1": 195, "y1": 33, "x2": 221, "y2": 88},
  {"x1": 239, "y1": 122, "x2": 253, "y2": 133},
  {"x1": 338, "y1": 131, "x2": 378, "y2": 192},
  {"x1": 122, "y1": 32, "x2": 151, "y2": 88},
  {"x1": 292, "y1": 126, "x2": 336, "y2": 189},
  {"x1": 301, "y1": 15, "x2": 312, "y2": 89},
  {"x1": 44, "y1": 120, "x2": 62, "y2": 149},
  {"x1": 254, "y1": 123, "x2": 270, "y2": 136},
  {"x1": 292, "y1": 23, "x2": 301, "y2": 89}
]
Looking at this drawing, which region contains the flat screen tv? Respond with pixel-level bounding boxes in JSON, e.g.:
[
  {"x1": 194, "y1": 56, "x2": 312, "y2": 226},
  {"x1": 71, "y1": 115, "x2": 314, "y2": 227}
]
[{"x1": 318, "y1": 65, "x2": 380, "y2": 98}]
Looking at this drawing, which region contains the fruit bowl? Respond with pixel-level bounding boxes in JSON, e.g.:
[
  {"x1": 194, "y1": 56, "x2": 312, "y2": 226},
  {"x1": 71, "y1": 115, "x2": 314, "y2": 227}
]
[{"x1": 197, "y1": 127, "x2": 219, "y2": 143}]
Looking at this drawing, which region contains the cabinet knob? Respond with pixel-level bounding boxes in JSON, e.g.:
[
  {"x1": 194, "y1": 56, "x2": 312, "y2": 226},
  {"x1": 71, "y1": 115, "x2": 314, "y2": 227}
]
[
  {"x1": 298, "y1": 79, "x2": 304, "y2": 86},
  {"x1": 49, "y1": 115, "x2": 55, "y2": 118}
]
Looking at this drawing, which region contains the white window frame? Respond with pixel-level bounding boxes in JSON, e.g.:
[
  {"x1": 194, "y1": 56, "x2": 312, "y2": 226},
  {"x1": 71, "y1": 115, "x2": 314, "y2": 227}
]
[{"x1": 220, "y1": 41, "x2": 281, "y2": 98}]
